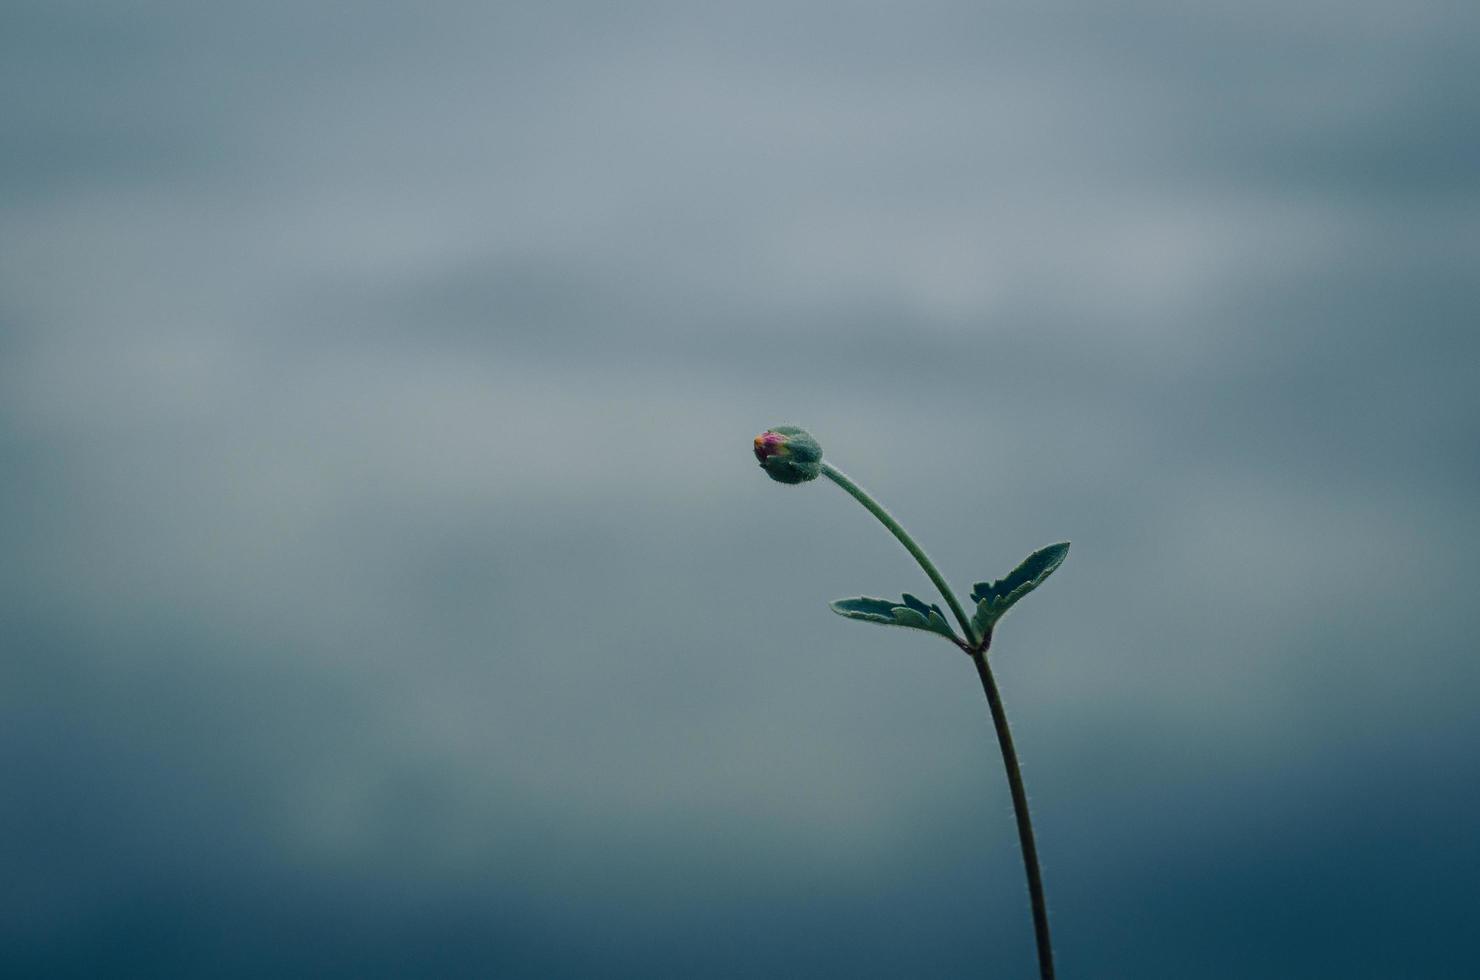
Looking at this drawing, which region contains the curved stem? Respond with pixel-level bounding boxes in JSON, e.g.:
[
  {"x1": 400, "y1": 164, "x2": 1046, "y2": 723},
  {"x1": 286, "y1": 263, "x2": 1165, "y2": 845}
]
[
  {"x1": 816, "y1": 460, "x2": 1053, "y2": 978},
  {"x1": 819, "y1": 462, "x2": 978, "y2": 645},
  {"x1": 973, "y1": 646, "x2": 1055, "y2": 980}
]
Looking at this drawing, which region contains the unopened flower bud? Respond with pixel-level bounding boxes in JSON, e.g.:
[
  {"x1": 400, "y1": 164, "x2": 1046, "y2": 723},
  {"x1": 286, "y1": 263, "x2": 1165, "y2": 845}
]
[{"x1": 753, "y1": 426, "x2": 822, "y2": 484}]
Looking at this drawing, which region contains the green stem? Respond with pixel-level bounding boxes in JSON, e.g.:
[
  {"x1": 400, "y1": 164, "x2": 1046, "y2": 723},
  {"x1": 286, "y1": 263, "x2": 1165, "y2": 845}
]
[
  {"x1": 820, "y1": 462, "x2": 977, "y2": 645},
  {"x1": 973, "y1": 645, "x2": 1055, "y2": 980},
  {"x1": 819, "y1": 460, "x2": 1054, "y2": 978}
]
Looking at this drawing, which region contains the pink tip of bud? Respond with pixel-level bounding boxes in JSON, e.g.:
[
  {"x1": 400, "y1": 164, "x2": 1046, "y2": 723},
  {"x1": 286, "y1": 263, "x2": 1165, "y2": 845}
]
[{"x1": 753, "y1": 431, "x2": 789, "y2": 462}]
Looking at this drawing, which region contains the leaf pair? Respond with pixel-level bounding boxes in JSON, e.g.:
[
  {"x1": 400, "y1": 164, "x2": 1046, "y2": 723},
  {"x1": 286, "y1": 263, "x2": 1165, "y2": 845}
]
[{"x1": 829, "y1": 542, "x2": 1069, "y2": 648}]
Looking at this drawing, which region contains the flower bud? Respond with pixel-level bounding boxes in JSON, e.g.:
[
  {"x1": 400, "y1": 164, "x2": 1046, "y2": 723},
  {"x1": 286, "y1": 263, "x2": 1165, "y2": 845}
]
[{"x1": 753, "y1": 426, "x2": 822, "y2": 484}]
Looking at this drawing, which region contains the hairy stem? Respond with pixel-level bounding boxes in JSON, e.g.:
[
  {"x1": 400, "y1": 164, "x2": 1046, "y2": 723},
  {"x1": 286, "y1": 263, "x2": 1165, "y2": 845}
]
[
  {"x1": 819, "y1": 462, "x2": 977, "y2": 644},
  {"x1": 818, "y1": 460, "x2": 1054, "y2": 978},
  {"x1": 973, "y1": 646, "x2": 1054, "y2": 980}
]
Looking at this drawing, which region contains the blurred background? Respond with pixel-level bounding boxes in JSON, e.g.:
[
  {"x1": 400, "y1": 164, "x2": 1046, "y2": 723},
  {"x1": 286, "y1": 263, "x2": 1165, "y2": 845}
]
[{"x1": 3, "y1": 1, "x2": 1478, "y2": 976}]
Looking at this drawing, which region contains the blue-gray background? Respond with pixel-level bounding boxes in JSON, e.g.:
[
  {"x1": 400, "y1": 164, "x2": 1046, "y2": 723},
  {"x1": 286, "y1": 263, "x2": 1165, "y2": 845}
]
[{"x1": 4, "y1": 2, "x2": 1478, "y2": 977}]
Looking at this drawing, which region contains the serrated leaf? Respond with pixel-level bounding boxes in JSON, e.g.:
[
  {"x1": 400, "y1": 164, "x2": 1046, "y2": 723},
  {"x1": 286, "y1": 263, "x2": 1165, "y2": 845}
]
[
  {"x1": 969, "y1": 541, "x2": 1070, "y2": 637},
  {"x1": 829, "y1": 594, "x2": 959, "y2": 643}
]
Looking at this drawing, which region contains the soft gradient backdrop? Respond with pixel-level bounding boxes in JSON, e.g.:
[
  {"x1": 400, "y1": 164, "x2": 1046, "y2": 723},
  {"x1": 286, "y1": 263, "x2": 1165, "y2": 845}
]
[{"x1": 4, "y1": 1, "x2": 1478, "y2": 976}]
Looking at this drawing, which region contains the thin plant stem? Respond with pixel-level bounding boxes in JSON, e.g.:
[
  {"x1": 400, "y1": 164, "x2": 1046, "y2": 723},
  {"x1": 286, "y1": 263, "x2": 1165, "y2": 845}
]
[
  {"x1": 973, "y1": 644, "x2": 1055, "y2": 980},
  {"x1": 819, "y1": 462, "x2": 977, "y2": 644},
  {"x1": 819, "y1": 459, "x2": 1054, "y2": 979}
]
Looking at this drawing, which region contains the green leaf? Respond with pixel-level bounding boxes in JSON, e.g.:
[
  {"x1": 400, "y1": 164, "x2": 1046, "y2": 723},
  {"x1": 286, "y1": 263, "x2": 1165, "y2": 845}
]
[
  {"x1": 969, "y1": 541, "x2": 1070, "y2": 638},
  {"x1": 829, "y1": 593, "x2": 959, "y2": 643}
]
